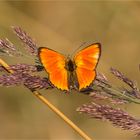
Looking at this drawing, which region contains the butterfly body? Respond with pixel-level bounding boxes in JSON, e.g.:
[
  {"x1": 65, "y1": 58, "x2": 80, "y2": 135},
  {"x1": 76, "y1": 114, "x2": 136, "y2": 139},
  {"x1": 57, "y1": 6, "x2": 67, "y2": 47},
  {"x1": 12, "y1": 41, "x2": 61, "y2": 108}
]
[
  {"x1": 61, "y1": 57, "x2": 78, "y2": 90},
  {"x1": 65, "y1": 58, "x2": 76, "y2": 72},
  {"x1": 38, "y1": 43, "x2": 101, "y2": 91}
]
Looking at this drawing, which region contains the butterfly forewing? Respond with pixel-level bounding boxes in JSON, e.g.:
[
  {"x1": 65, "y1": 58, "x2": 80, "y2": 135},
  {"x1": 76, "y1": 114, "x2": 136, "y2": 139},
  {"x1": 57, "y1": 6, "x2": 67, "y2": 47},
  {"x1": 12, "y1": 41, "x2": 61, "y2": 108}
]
[
  {"x1": 74, "y1": 43, "x2": 101, "y2": 90},
  {"x1": 38, "y1": 48, "x2": 68, "y2": 90}
]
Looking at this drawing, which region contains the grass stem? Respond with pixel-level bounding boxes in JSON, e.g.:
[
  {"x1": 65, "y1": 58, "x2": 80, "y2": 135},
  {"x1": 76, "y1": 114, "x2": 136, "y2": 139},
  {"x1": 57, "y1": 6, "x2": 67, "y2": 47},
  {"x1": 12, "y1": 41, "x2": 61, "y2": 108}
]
[{"x1": 0, "y1": 58, "x2": 92, "y2": 140}]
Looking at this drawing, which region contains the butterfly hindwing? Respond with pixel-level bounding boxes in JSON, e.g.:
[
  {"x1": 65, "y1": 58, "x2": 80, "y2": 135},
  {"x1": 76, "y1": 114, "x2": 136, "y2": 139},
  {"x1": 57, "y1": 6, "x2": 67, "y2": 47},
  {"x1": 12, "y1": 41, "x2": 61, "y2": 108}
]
[
  {"x1": 74, "y1": 43, "x2": 101, "y2": 90},
  {"x1": 38, "y1": 48, "x2": 68, "y2": 90}
]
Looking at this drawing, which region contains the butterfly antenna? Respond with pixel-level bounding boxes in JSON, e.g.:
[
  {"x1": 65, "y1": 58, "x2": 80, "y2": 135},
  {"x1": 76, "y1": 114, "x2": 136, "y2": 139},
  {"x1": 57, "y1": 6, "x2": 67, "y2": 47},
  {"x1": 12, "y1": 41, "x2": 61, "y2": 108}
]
[{"x1": 71, "y1": 42, "x2": 86, "y2": 57}]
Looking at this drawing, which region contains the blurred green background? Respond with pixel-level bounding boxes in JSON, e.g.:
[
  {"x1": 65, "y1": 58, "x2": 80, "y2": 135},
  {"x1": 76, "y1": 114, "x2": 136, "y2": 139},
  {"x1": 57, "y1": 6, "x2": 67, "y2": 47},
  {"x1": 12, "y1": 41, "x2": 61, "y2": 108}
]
[{"x1": 0, "y1": 1, "x2": 140, "y2": 140}]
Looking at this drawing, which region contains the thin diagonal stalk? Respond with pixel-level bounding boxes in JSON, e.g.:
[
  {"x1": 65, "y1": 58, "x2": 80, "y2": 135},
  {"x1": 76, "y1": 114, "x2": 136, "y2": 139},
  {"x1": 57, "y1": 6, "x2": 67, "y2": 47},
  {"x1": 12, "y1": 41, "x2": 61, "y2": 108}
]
[
  {"x1": 96, "y1": 83, "x2": 140, "y2": 104},
  {"x1": 0, "y1": 58, "x2": 92, "y2": 140}
]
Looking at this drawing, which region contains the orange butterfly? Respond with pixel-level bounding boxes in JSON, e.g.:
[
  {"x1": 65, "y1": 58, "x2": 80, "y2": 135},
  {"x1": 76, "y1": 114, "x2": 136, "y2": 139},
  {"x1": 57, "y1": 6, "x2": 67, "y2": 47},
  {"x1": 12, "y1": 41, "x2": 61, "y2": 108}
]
[{"x1": 38, "y1": 43, "x2": 101, "y2": 91}]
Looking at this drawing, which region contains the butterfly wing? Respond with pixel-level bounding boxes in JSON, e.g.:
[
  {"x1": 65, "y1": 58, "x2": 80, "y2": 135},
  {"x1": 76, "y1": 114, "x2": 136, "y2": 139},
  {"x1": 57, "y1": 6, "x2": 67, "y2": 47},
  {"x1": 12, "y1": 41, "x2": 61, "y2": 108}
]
[
  {"x1": 38, "y1": 47, "x2": 68, "y2": 90},
  {"x1": 74, "y1": 43, "x2": 101, "y2": 90}
]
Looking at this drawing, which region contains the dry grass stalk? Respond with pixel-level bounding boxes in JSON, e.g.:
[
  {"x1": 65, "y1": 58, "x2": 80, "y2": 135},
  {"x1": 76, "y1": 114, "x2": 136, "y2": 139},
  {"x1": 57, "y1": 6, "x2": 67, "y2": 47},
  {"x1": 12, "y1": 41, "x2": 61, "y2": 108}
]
[{"x1": 77, "y1": 103, "x2": 140, "y2": 136}]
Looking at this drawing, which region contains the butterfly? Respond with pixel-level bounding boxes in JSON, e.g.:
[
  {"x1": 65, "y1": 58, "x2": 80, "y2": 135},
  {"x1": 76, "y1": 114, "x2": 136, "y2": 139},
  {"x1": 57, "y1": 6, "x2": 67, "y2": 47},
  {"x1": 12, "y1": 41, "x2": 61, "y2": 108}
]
[{"x1": 38, "y1": 43, "x2": 101, "y2": 91}]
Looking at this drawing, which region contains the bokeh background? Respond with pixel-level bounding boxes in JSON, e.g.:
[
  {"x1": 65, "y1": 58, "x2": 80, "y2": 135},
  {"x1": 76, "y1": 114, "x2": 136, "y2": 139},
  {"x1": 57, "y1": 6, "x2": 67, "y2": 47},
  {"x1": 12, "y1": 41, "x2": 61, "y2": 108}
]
[{"x1": 0, "y1": 1, "x2": 140, "y2": 140}]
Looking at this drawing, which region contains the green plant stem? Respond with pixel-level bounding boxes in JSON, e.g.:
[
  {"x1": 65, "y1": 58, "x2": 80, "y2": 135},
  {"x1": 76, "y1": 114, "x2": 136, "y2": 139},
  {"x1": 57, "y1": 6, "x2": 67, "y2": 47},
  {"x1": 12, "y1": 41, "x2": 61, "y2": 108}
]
[{"x1": 98, "y1": 84, "x2": 140, "y2": 104}]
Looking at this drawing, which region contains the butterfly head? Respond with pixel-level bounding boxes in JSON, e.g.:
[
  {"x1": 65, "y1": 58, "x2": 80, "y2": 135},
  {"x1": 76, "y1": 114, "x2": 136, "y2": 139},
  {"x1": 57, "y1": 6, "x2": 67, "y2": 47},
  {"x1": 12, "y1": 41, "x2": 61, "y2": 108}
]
[{"x1": 65, "y1": 56, "x2": 76, "y2": 72}]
